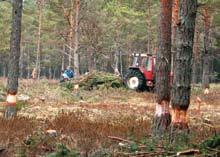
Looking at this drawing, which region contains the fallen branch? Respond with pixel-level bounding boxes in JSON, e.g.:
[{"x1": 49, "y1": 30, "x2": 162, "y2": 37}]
[
  {"x1": 206, "y1": 147, "x2": 220, "y2": 153},
  {"x1": 176, "y1": 149, "x2": 200, "y2": 156},
  {"x1": 117, "y1": 151, "x2": 172, "y2": 156},
  {"x1": 108, "y1": 136, "x2": 132, "y2": 143}
]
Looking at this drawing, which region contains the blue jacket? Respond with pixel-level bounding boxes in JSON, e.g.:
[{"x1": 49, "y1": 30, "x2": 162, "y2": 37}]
[{"x1": 64, "y1": 69, "x2": 74, "y2": 79}]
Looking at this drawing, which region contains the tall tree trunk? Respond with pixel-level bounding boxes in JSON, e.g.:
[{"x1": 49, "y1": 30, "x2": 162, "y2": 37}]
[
  {"x1": 49, "y1": 67, "x2": 52, "y2": 79},
  {"x1": 27, "y1": 44, "x2": 30, "y2": 79},
  {"x1": 171, "y1": 0, "x2": 197, "y2": 135},
  {"x1": 19, "y1": 41, "x2": 24, "y2": 79},
  {"x1": 114, "y1": 51, "x2": 120, "y2": 76},
  {"x1": 36, "y1": 0, "x2": 44, "y2": 80},
  {"x1": 3, "y1": 67, "x2": 6, "y2": 78},
  {"x1": 53, "y1": 68, "x2": 56, "y2": 79},
  {"x1": 153, "y1": 0, "x2": 172, "y2": 135},
  {"x1": 68, "y1": 0, "x2": 74, "y2": 67},
  {"x1": 88, "y1": 47, "x2": 94, "y2": 72},
  {"x1": 5, "y1": 0, "x2": 23, "y2": 118},
  {"x1": 202, "y1": 7, "x2": 211, "y2": 93},
  {"x1": 192, "y1": 25, "x2": 200, "y2": 84},
  {"x1": 147, "y1": 0, "x2": 152, "y2": 54},
  {"x1": 114, "y1": 21, "x2": 120, "y2": 76},
  {"x1": 61, "y1": 45, "x2": 65, "y2": 73},
  {"x1": 119, "y1": 50, "x2": 123, "y2": 77},
  {"x1": 171, "y1": 0, "x2": 179, "y2": 75},
  {"x1": 73, "y1": 0, "x2": 80, "y2": 77}
]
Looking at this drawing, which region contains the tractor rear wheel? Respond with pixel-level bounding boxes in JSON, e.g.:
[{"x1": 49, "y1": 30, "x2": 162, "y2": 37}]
[{"x1": 125, "y1": 69, "x2": 146, "y2": 91}]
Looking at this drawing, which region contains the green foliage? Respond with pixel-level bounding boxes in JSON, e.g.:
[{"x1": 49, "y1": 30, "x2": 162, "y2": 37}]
[
  {"x1": 89, "y1": 148, "x2": 112, "y2": 157},
  {"x1": 78, "y1": 71, "x2": 124, "y2": 90},
  {"x1": 16, "y1": 100, "x2": 28, "y2": 111},
  {"x1": 200, "y1": 135, "x2": 220, "y2": 149},
  {"x1": 47, "y1": 143, "x2": 79, "y2": 157},
  {"x1": 129, "y1": 142, "x2": 138, "y2": 153},
  {"x1": 141, "y1": 138, "x2": 156, "y2": 152},
  {"x1": 61, "y1": 81, "x2": 73, "y2": 90}
]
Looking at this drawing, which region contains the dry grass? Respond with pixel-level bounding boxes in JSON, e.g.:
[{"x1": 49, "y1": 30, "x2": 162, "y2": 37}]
[
  {"x1": 47, "y1": 112, "x2": 150, "y2": 154},
  {"x1": 0, "y1": 117, "x2": 35, "y2": 157},
  {"x1": 0, "y1": 78, "x2": 219, "y2": 156}
]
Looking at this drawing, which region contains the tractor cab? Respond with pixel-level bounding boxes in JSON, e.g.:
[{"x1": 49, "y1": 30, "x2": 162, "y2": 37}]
[{"x1": 125, "y1": 53, "x2": 156, "y2": 90}]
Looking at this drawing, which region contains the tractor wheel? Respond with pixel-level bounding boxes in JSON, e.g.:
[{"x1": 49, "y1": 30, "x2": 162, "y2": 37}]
[{"x1": 125, "y1": 69, "x2": 146, "y2": 91}]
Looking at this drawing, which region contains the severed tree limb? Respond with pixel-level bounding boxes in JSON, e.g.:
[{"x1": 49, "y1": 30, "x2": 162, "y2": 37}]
[
  {"x1": 108, "y1": 136, "x2": 133, "y2": 143},
  {"x1": 176, "y1": 149, "x2": 200, "y2": 156}
]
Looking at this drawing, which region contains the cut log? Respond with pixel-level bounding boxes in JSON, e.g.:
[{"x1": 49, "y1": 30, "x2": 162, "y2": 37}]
[{"x1": 176, "y1": 149, "x2": 200, "y2": 156}]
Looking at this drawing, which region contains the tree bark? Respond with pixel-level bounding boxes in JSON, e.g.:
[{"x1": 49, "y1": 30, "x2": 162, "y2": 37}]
[
  {"x1": 119, "y1": 50, "x2": 123, "y2": 77},
  {"x1": 5, "y1": 0, "x2": 23, "y2": 118},
  {"x1": 19, "y1": 41, "x2": 24, "y2": 79},
  {"x1": 36, "y1": 0, "x2": 44, "y2": 80},
  {"x1": 192, "y1": 25, "x2": 200, "y2": 84},
  {"x1": 114, "y1": 21, "x2": 120, "y2": 76},
  {"x1": 27, "y1": 44, "x2": 30, "y2": 79},
  {"x1": 68, "y1": 0, "x2": 74, "y2": 67},
  {"x1": 73, "y1": 0, "x2": 80, "y2": 77},
  {"x1": 171, "y1": 0, "x2": 197, "y2": 133},
  {"x1": 88, "y1": 47, "x2": 94, "y2": 72},
  {"x1": 153, "y1": 0, "x2": 172, "y2": 135},
  {"x1": 147, "y1": 0, "x2": 152, "y2": 54},
  {"x1": 61, "y1": 45, "x2": 65, "y2": 73},
  {"x1": 171, "y1": 0, "x2": 179, "y2": 74},
  {"x1": 202, "y1": 7, "x2": 211, "y2": 91},
  {"x1": 3, "y1": 67, "x2": 7, "y2": 78}
]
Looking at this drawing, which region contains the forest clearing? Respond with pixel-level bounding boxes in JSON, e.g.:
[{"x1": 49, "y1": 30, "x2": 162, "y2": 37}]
[
  {"x1": 1, "y1": 0, "x2": 220, "y2": 156},
  {"x1": 0, "y1": 77, "x2": 219, "y2": 156}
]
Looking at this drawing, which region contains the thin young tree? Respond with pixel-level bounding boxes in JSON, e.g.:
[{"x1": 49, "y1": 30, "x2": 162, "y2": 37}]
[
  {"x1": 147, "y1": 0, "x2": 152, "y2": 54},
  {"x1": 36, "y1": 0, "x2": 44, "y2": 79},
  {"x1": 170, "y1": 0, "x2": 197, "y2": 135},
  {"x1": 153, "y1": 0, "x2": 172, "y2": 135},
  {"x1": 202, "y1": 7, "x2": 211, "y2": 94},
  {"x1": 5, "y1": 0, "x2": 23, "y2": 118},
  {"x1": 68, "y1": 0, "x2": 74, "y2": 67},
  {"x1": 73, "y1": 0, "x2": 80, "y2": 77},
  {"x1": 192, "y1": 23, "x2": 201, "y2": 84}
]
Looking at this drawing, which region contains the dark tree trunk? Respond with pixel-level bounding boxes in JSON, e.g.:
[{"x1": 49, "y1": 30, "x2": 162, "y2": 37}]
[
  {"x1": 171, "y1": 0, "x2": 179, "y2": 74},
  {"x1": 49, "y1": 67, "x2": 52, "y2": 79},
  {"x1": 73, "y1": 0, "x2": 80, "y2": 77},
  {"x1": 53, "y1": 68, "x2": 56, "y2": 79},
  {"x1": 171, "y1": 0, "x2": 197, "y2": 132},
  {"x1": 202, "y1": 7, "x2": 211, "y2": 93},
  {"x1": 27, "y1": 45, "x2": 31, "y2": 79},
  {"x1": 61, "y1": 45, "x2": 65, "y2": 73},
  {"x1": 153, "y1": 0, "x2": 172, "y2": 135},
  {"x1": 5, "y1": 0, "x2": 23, "y2": 118},
  {"x1": 147, "y1": 0, "x2": 152, "y2": 54},
  {"x1": 19, "y1": 42, "x2": 24, "y2": 79},
  {"x1": 88, "y1": 47, "x2": 94, "y2": 73},
  {"x1": 3, "y1": 67, "x2": 7, "y2": 78},
  {"x1": 192, "y1": 26, "x2": 200, "y2": 84}
]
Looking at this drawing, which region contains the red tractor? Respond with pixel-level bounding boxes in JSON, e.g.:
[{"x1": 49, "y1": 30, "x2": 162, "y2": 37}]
[{"x1": 124, "y1": 53, "x2": 156, "y2": 91}]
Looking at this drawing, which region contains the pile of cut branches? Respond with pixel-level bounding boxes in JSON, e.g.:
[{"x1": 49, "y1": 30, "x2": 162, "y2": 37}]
[{"x1": 75, "y1": 71, "x2": 124, "y2": 90}]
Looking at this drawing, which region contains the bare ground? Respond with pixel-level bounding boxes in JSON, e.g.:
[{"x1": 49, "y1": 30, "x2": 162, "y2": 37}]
[{"x1": 0, "y1": 78, "x2": 219, "y2": 156}]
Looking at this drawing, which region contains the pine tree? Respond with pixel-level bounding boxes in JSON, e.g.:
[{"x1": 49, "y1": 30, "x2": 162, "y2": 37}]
[
  {"x1": 170, "y1": 0, "x2": 197, "y2": 136},
  {"x1": 5, "y1": 0, "x2": 23, "y2": 118},
  {"x1": 153, "y1": 0, "x2": 172, "y2": 135}
]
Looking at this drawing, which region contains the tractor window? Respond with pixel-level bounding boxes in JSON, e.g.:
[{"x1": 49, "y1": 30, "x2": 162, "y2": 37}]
[
  {"x1": 132, "y1": 57, "x2": 139, "y2": 66},
  {"x1": 146, "y1": 57, "x2": 152, "y2": 71},
  {"x1": 141, "y1": 58, "x2": 146, "y2": 67}
]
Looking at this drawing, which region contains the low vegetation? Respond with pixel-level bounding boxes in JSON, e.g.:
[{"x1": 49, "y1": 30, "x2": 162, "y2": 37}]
[{"x1": 0, "y1": 79, "x2": 219, "y2": 156}]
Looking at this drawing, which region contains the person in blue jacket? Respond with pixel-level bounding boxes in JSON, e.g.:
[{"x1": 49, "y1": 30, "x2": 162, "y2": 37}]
[{"x1": 61, "y1": 66, "x2": 74, "y2": 81}]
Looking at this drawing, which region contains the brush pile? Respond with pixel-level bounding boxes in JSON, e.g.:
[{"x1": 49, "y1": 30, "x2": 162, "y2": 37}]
[{"x1": 75, "y1": 71, "x2": 124, "y2": 90}]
